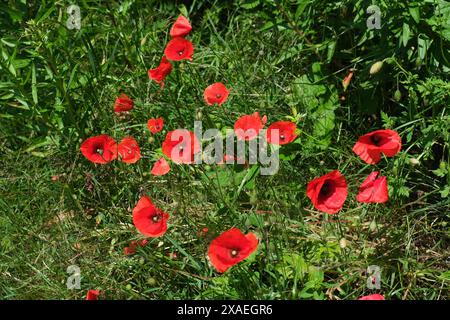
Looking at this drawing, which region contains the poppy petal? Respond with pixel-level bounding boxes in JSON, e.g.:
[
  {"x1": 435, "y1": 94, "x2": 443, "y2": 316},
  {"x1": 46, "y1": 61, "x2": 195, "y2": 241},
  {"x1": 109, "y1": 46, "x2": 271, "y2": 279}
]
[
  {"x1": 118, "y1": 136, "x2": 141, "y2": 164},
  {"x1": 234, "y1": 112, "x2": 265, "y2": 141},
  {"x1": 208, "y1": 228, "x2": 258, "y2": 273},
  {"x1": 148, "y1": 118, "x2": 164, "y2": 134},
  {"x1": 169, "y1": 15, "x2": 192, "y2": 37},
  {"x1": 151, "y1": 157, "x2": 171, "y2": 176},
  {"x1": 203, "y1": 82, "x2": 229, "y2": 106},
  {"x1": 162, "y1": 129, "x2": 200, "y2": 164},
  {"x1": 86, "y1": 290, "x2": 100, "y2": 300},
  {"x1": 356, "y1": 172, "x2": 389, "y2": 203},
  {"x1": 80, "y1": 135, "x2": 117, "y2": 164},
  {"x1": 266, "y1": 121, "x2": 298, "y2": 145},
  {"x1": 114, "y1": 93, "x2": 134, "y2": 113},
  {"x1": 306, "y1": 170, "x2": 348, "y2": 214},
  {"x1": 164, "y1": 37, "x2": 194, "y2": 61},
  {"x1": 148, "y1": 56, "x2": 172, "y2": 87},
  {"x1": 132, "y1": 195, "x2": 170, "y2": 237},
  {"x1": 358, "y1": 294, "x2": 385, "y2": 300},
  {"x1": 353, "y1": 129, "x2": 401, "y2": 164}
]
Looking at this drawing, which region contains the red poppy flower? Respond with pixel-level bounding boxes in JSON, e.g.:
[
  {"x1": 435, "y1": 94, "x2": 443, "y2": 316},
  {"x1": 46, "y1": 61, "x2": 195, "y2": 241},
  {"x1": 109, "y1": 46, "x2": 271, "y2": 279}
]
[
  {"x1": 234, "y1": 112, "x2": 267, "y2": 141},
  {"x1": 148, "y1": 56, "x2": 172, "y2": 88},
  {"x1": 203, "y1": 82, "x2": 229, "y2": 106},
  {"x1": 147, "y1": 118, "x2": 164, "y2": 134},
  {"x1": 132, "y1": 195, "x2": 170, "y2": 238},
  {"x1": 162, "y1": 129, "x2": 200, "y2": 164},
  {"x1": 86, "y1": 290, "x2": 100, "y2": 300},
  {"x1": 358, "y1": 294, "x2": 385, "y2": 300},
  {"x1": 117, "y1": 136, "x2": 141, "y2": 164},
  {"x1": 151, "y1": 157, "x2": 171, "y2": 176},
  {"x1": 164, "y1": 37, "x2": 194, "y2": 61},
  {"x1": 353, "y1": 129, "x2": 402, "y2": 165},
  {"x1": 207, "y1": 228, "x2": 258, "y2": 273},
  {"x1": 114, "y1": 93, "x2": 134, "y2": 112},
  {"x1": 169, "y1": 15, "x2": 192, "y2": 38},
  {"x1": 80, "y1": 135, "x2": 117, "y2": 164},
  {"x1": 306, "y1": 170, "x2": 348, "y2": 214},
  {"x1": 356, "y1": 171, "x2": 388, "y2": 203},
  {"x1": 124, "y1": 239, "x2": 149, "y2": 256},
  {"x1": 266, "y1": 121, "x2": 298, "y2": 145}
]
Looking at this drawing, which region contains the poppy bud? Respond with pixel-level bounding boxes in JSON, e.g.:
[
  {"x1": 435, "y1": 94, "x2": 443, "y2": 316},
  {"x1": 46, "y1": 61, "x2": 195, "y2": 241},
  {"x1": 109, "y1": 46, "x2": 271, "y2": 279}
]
[
  {"x1": 148, "y1": 136, "x2": 155, "y2": 144},
  {"x1": 196, "y1": 110, "x2": 203, "y2": 120},
  {"x1": 291, "y1": 106, "x2": 298, "y2": 117},
  {"x1": 147, "y1": 277, "x2": 156, "y2": 286},
  {"x1": 394, "y1": 89, "x2": 401, "y2": 101},
  {"x1": 140, "y1": 36, "x2": 147, "y2": 46},
  {"x1": 415, "y1": 58, "x2": 422, "y2": 67},
  {"x1": 339, "y1": 238, "x2": 347, "y2": 248},
  {"x1": 369, "y1": 219, "x2": 377, "y2": 231},
  {"x1": 342, "y1": 71, "x2": 353, "y2": 91},
  {"x1": 369, "y1": 61, "x2": 384, "y2": 74},
  {"x1": 409, "y1": 157, "x2": 420, "y2": 166}
]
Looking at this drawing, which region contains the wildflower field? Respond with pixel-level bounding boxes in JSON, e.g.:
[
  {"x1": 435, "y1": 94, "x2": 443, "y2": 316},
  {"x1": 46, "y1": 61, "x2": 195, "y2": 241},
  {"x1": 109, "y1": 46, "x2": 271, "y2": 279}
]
[{"x1": 0, "y1": 0, "x2": 449, "y2": 300}]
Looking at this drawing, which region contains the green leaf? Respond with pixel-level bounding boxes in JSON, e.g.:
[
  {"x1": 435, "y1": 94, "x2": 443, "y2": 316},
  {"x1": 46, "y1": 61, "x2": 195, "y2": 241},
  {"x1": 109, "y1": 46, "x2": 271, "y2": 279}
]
[
  {"x1": 31, "y1": 63, "x2": 38, "y2": 104},
  {"x1": 241, "y1": 0, "x2": 260, "y2": 9},
  {"x1": 326, "y1": 41, "x2": 336, "y2": 63},
  {"x1": 440, "y1": 185, "x2": 450, "y2": 198},
  {"x1": 295, "y1": 0, "x2": 310, "y2": 20},
  {"x1": 409, "y1": 6, "x2": 420, "y2": 23},
  {"x1": 402, "y1": 23, "x2": 411, "y2": 47}
]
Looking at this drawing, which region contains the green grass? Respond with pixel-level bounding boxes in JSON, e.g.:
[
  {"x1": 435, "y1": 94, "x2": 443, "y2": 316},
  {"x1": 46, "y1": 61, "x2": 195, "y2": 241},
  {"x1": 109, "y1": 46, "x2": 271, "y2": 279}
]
[{"x1": 0, "y1": 0, "x2": 449, "y2": 300}]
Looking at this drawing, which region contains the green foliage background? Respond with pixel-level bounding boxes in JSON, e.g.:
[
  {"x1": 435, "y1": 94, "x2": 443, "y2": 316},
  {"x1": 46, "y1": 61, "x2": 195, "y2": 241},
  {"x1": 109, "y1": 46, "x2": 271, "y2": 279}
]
[{"x1": 0, "y1": 0, "x2": 449, "y2": 299}]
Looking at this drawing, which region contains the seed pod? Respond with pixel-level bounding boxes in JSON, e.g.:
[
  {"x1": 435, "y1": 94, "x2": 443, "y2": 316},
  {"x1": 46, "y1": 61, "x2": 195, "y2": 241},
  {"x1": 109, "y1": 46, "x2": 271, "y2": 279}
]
[
  {"x1": 148, "y1": 136, "x2": 155, "y2": 144},
  {"x1": 369, "y1": 61, "x2": 384, "y2": 74}
]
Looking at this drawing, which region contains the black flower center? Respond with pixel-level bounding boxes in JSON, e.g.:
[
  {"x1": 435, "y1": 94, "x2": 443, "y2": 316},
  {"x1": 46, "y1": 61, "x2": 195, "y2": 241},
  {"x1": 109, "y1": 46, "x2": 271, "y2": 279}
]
[
  {"x1": 280, "y1": 134, "x2": 285, "y2": 141},
  {"x1": 96, "y1": 148, "x2": 104, "y2": 155},
  {"x1": 178, "y1": 50, "x2": 184, "y2": 56},
  {"x1": 370, "y1": 134, "x2": 382, "y2": 146},
  {"x1": 320, "y1": 181, "x2": 333, "y2": 197},
  {"x1": 216, "y1": 94, "x2": 222, "y2": 99},
  {"x1": 152, "y1": 215, "x2": 161, "y2": 222},
  {"x1": 230, "y1": 249, "x2": 239, "y2": 257}
]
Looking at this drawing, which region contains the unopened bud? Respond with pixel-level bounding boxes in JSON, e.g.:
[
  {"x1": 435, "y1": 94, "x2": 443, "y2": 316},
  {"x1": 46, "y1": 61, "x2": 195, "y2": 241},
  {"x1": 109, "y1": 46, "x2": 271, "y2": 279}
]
[
  {"x1": 339, "y1": 238, "x2": 347, "y2": 248},
  {"x1": 409, "y1": 158, "x2": 420, "y2": 166},
  {"x1": 394, "y1": 89, "x2": 401, "y2": 101},
  {"x1": 370, "y1": 61, "x2": 384, "y2": 74}
]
